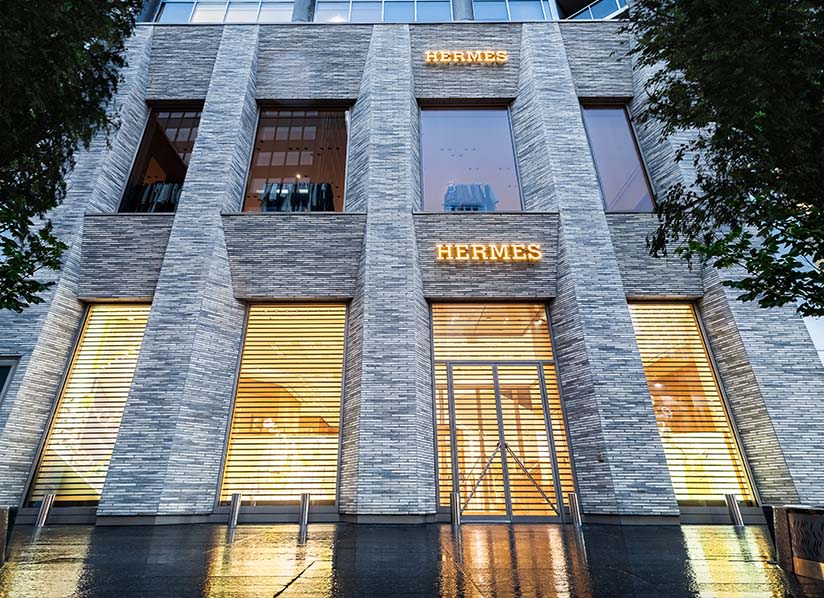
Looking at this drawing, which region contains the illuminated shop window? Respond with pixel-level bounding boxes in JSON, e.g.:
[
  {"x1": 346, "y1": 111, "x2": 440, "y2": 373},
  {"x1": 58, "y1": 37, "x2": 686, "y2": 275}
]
[
  {"x1": 243, "y1": 110, "x2": 348, "y2": 212},
  {"x1": 119, "y1": 106, "x2": 202, "y2": 213},
  {"x1": 432, "y1": 304, "x2": 574, "y2": 520},
  {"x1": 421, "y1": 109, "x2": 522, "y2": 212},
  {"x1": 27, "y1": 305, "x2": 150, "y2": 507},
  {"x1": 314, "y1": 0, "x2": 452, "y2": 23},
  {"x1": 220, "y1": 304, "x2": 347, "y2": 505},
  {"x1": 473, "y1": 0, "x2": 548, "y2": 21},
  {"x1": 155, "y1": 1, "x2": 295, "y2": 23},
  {"x1": 581, "y1": 105, "x2": 654, "y2": 212},
  {"x1": 628, "y1": 303, "x2": 755, "y2": 506}
]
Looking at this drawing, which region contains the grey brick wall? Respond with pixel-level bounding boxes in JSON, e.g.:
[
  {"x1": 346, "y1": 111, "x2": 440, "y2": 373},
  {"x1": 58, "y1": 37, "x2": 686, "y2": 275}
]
[
  {"x1": 414, "y1": 213, "x2": 558, "y2": 298},
  {"x1": 560, "y1": 21, "x2": 633, "y2": 99},
  {"x1": 78, "y1": 214, "x2": 173, "y2": 300},
  {"x1": 606, "y1": 214, "x2": 703, "y2": 298},
  {"x1": 2, "y1": 21, "x2": 822, "y2": 520},
  {"x1": 518, "y1": 23, "x2": 677, "y2": 516},
  {"x1": 100, "y1": 26, "x2": 258, "y2": 516},
  {"x1": 222, "y1": 213, "x2": 366, "y2": 299},
  {"x1": 338, "y1": 25, "x2": 435, "y2": 515}
]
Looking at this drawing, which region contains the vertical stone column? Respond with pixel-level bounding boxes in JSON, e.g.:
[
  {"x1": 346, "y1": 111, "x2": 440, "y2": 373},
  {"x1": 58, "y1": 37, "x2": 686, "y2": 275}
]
[
  {"x1": 0, "y1": 28, "x2": 154, "y2": 506},
  {"x1": 100, "y1": 26, "x2": 259, "y2": 516},
  {"x1": 519, "y1": 24, "x2": 678, "y2": 518},
  {"x1": 338, "y1": 25, "x2": 436, "y2": 518}
]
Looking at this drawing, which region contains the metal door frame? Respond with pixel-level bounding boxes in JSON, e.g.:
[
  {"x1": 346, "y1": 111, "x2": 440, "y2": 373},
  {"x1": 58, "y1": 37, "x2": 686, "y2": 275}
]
[{"x1": 445, "y1": 360, "x2": 566, "y2": 523}]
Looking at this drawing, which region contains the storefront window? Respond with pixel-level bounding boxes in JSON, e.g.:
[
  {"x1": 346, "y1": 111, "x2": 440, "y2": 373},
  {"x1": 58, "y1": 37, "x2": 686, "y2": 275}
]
[
  {"x1": 220, "y1": 304, "x2": 347, "y2": 505},
  {"x1": 155, "y1": 1, "x2": 295, "y2": 22},
  {"x1": 119, "y1": 107, "x2": 202, "y2": 213},
  {"x1": 27, "y1": 305, "x2": 150, "y2": 507},
  {"x1": 243, "y1": 110, "x2": 348, "y2": 212},
  {"x1": 421, "y1": 109, "x2": 522, "y2": 212},
  {"x1": 581, "y1": 105, "x2": 654, "y2": 212},
  {"x1": 628, "y1": 302, "x2": 755, "y2": 506}
]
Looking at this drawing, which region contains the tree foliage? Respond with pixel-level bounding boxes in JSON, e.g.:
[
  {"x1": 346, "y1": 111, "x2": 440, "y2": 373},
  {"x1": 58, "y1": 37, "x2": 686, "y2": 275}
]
[
  {"x1": 0, "y1": 1, "x2": 141, "y2": 312},
  {"x1": 628, "y1": 0, "x2": 824, "y2": 316}
]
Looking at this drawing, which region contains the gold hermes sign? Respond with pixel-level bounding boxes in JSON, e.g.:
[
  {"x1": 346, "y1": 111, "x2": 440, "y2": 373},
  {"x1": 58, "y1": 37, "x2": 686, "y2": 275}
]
[
  {"x1": 436, "y1": 243, "x2": 542, "y2": 262},
  {"x1": 424, "y1": 50, "x2": 508, "y2": 65}
]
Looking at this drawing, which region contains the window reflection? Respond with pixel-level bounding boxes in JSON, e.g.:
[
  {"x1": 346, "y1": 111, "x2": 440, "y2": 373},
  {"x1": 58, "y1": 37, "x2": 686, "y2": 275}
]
[
  {"x1": 155, "y1": 1, "x2": 294, "y2": 22},
  {"x1": 421, "y1": 109, "x2": 521, "y2": 212},
  {"x1": 120, "y1": 107, "x2": 202, "y2": 213},
  {"x1": 803, "y1": 316, "x2": 824, "y2": 366},
  {"x1": 244, "y1": 110, "x2": 348, "y2": 212},
  {"x1": 581, "y1": 105, "x2": 654, "y2": 212},
  {"x1": 313, "y1": 0, "x2": 452, "y2": 22}
]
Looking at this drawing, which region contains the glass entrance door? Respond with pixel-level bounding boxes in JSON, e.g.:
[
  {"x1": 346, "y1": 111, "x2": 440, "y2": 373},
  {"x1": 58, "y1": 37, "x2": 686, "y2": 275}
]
[{"x1": 448, "y1": 362, "x2": 564, "y2": 522}]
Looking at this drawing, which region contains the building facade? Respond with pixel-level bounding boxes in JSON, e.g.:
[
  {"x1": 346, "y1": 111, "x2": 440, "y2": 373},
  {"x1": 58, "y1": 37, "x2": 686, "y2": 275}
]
[{"x1": 1, "y1": 2, "x2": 823, "y2": 526}]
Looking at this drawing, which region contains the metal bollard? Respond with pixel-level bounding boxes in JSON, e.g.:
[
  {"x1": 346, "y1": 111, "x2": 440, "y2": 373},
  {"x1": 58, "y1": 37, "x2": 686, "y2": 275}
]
[
  {"x1": 568, "y1": 492, "x2": 583, "y2": 527},
  {"x1": 35, "y1": 494, "x2": 55, "y2": 528},
  {"x1": 450, "y1": 492, "x2": 461, "y2": 529},
  {"x1": 228, "y1": 493, "x2": 242, "y2": 528},
  {"x1": 298, "y1": 493, "x2": 310, "y2": 543},
  {"x1": 725, "y1": 494, "x2": 745, "y2": 527}
]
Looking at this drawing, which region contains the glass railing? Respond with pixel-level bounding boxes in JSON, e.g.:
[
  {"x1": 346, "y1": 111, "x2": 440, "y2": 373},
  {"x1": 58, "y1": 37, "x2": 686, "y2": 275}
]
[{"x1": 568, "y1": 0, "x2": 627, "y2": 20}]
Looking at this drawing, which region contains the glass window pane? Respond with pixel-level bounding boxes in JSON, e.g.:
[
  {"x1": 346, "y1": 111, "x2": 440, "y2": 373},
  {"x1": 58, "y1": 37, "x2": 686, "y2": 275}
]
[
  {"x1": 244, "y1": 110, "x2": 348, "y2": 212},
  {"x1": 156, "y1": 2, "x2": 194, "y2": 22},
  {"x1": 581, "y1": 106, "x2": 654, "y2": 212},
  {"x1": 508, "y1": 1, "x2": 544, "y2": 21},
  {"x1": 0, "y1": 365, "x2": 11, "y2": 400},
  {"x1": 384, "y1": 0, "x2": 414, "y2": 22},
  {"x1": 416, "y1": 1, "x2": 452, "y2": 22},
  {"x1": 350, "y1": 1, "x2": 382, "y2": 22},
  {"x1": 120, "y1": 107, "x2": 202, "y2": 213},
  {"x1": 315, "y1": 1, "x2": 350, "y2": 21},
  {"x1": 421, "y1": 109, "x2": 521, "y2": 212},
  {"x1": 220, "y1": 304, "x2": 347, "y2": 506},
  {"x1": 259, "y1": 2, "x2": 293, "y2": 21},
  {"x1": 27, "y1": 305, "x2": 151, "y2": 507},
  {"x1": 473, "y1": 0, "x2": 507, "y2": 21},
  {"x1": 590, "y1": 0, "x2": 618, "y2": 18},
  {"x1": 804, "y1": 317, "x2": 824, "y2": 366},
  {"x1": 225, "y1": 2, "x2": 259, "y2": 21},
  {"x1": 191, "y1": 2, "x2": 227, "y2": 22}
]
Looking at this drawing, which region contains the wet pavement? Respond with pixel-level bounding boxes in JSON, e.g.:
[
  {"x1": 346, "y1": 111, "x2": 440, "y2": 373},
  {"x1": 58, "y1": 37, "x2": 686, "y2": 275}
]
[{"x1": 1, "y1": 523, "x2": 822, "y2": 597}]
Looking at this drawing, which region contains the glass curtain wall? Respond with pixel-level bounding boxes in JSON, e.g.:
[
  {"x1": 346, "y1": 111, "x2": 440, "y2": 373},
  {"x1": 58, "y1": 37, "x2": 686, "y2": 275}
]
[
  {"x1": 243, "y1": 110, "x2": 348, "y2": 212},
  {"x1": 628, "y1": 303, "x2": 755, "y2": 506},
  {"x1": 581, "y1": 105, "x2": 654, "y2": 212},
  {"x1": 432, "y1": 304, "x2": 574, "y2": 519},
  {"x1": 27, "y1": 305, "x2": 151, "y2": 506},
  {"x1": 155, "y1": 1, "x2": 295, "y2": 23},
  {"x1": 421, "y1": 109, "x2": 521, "y2": 212},
  {"x1": 220, "y1": 304, "x2": 347, "y2": 505},
  {"x1": 473, "y1": 0, "x2": 548, "y2": 21},
  {"x1": 314, "y1": 0, "x2": 452, "y2": 23},
  {"x1": 120, "y1": 107, "x2": 202, "y2": 213}
]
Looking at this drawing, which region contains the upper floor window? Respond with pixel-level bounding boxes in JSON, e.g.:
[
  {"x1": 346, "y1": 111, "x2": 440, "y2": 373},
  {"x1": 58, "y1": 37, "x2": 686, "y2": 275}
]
[
  {"x1": 243, "y1": 109, "x2": 348, "y2": 212},
  {"x1": 314, "y1": 0, "x2": 452, "y2": 23},
  {"x1": 804, "y1": 317, "x2": 824, "y2": 366},
  {"x1": 581, "y1": 105, "x2": 654, "y2": 213},
  {"x1": 565, "y1": 0, "x2": 627, "y2": 20},
  {"x1": 0, "y1": 358, "x2": 17, "y2": 405},
  {"x1": 155, "y1": 1, "x2": 295, "y2": 23},
  {"x1": 473, "y1": 0, "x2": 548, "y2": 21},
  {"x1": 421, "y1": 108, "x2": 521, "y2": 212},
  {"x1": 119, "y1": 107, "x2": 202, "y2": 213}
]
